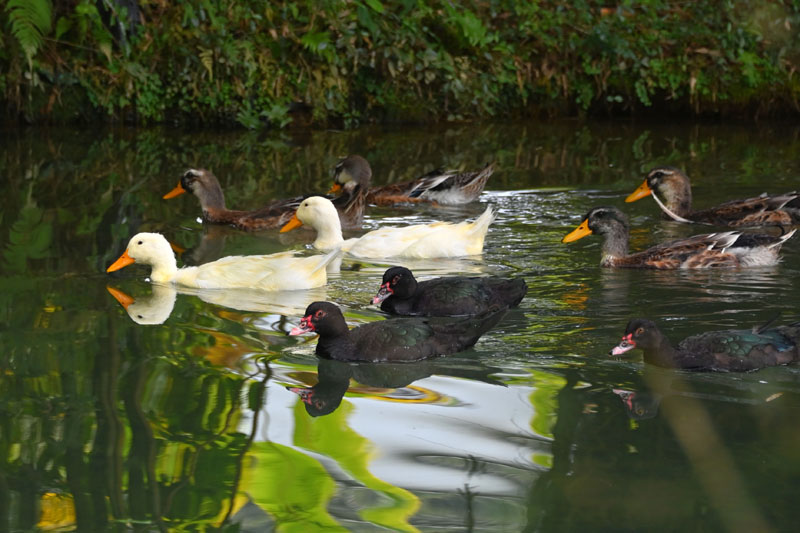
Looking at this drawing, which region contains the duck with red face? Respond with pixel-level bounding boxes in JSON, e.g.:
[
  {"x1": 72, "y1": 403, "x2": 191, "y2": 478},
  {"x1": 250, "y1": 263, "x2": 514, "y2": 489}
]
[
  {"x1": 610, "y1": 318, "x2": 800, "y2": 372},
  {"x1": 289, "y1": 301, "x2": 507, "y2": 362}
]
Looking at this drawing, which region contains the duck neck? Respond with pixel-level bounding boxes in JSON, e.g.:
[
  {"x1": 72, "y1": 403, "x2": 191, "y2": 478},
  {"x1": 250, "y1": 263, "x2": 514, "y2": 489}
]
[
  {"x1": 148, "y1": 255, "x2": 179, "y2": 284},
  {"x1": 312, "y1": 215, "x2": 346, "y2": 251},
  {"x1": 658, "y1": 180, "x2": 692, "y2": 217},
  {"x1": 599, "y1": 224, "x2": 630, "y2": 265},
  {"x1": 642, "y1": 337, "x2": 680, "y2": 368},
  {"x1": 315, "y1": 324, "x2": 353, "y2": 358}
]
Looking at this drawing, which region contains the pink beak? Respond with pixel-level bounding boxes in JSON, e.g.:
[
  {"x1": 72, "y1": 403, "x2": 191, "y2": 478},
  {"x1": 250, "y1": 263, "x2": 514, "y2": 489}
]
[
  {"x1": 372, "y1": 282, "x2": 393, "y2": 305},
  {"x1": 610, "y1": 333, "x2": 636, "y2": 356},
  {"x1": 289, "y1": 316, "x2": 314, "y2": 336}
]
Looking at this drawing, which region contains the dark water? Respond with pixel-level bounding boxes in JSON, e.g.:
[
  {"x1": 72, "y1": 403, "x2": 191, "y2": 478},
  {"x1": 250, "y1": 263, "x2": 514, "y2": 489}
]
[{"x1": 2, "y1": 121, "x2": 800, "y2": 532}]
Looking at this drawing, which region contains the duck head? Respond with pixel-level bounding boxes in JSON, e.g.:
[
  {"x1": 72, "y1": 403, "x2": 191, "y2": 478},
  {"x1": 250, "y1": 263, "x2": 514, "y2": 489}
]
[
  {"x1": 281, "y1": 196, "x2": 344, "y2": 249},
  {"x1": 329, "y1": 155, "x2": 372, "y2": 195},
  {"x1": 562, "y1": 206, "x2": 629, "y2": 243},
  {"x1": 373, "y1": 266, "x2": 417, "y2": 304},
  {"x1": 106, "y1": 232, "x2": 179, "y2": 283},
  {"x1": 164, "y1": 169, "x2": 226, "y2": 210},
  {"x1": 610, "y1": 318, "x2": 661, "y2": 355},
  {"x1": 626, "y1": 167, "x2": 692, "y2": 215},
  {"x1": 289, "y1": 301, "x2": 349, "y2": 338}
]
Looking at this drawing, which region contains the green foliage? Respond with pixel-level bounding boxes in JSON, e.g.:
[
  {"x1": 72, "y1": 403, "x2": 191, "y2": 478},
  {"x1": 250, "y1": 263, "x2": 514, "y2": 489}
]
[
  {"x1": 5, "y1": 0, "x2": 52, "y2": 68},
  {"x1": 2, "y1": 0, "x2": 800, "y2": 126}
]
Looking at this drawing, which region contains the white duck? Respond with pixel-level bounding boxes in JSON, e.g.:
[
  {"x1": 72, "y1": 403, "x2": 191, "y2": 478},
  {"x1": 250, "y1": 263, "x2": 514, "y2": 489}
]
[
  {"x1": 280, "y1": 196, "x2": 495, "y2": 259},
  {"x1": 106, "y1": 232, "x2": 338, "y2": 291}
]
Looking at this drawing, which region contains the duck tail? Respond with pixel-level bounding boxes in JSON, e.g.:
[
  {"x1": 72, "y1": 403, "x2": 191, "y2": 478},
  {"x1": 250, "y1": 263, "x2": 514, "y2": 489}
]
[
  {"x1": 769, "y1": 228, "x2": 797, "y2": 249},
  {"x1": 467, "y1": 206, "x2": 496, "y2": 236},
  {"x1": 469, "y1": 162, "x2": 495, "y2": 188}
]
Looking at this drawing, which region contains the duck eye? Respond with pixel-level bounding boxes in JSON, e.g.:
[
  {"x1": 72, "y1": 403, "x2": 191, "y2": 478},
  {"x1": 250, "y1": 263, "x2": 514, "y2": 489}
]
[
  {"x1": 635, "y1": 327, "x2": 644, "y2": 336},
  {"x1": 137, "y1": 240, "x2": 143, "y2": 245},
  {"x1": 392, "y1": 275, "x2": 401, "y2": 285},
  {"x1": 315, "y1": 309, "x2": 326, "y2": 318}
]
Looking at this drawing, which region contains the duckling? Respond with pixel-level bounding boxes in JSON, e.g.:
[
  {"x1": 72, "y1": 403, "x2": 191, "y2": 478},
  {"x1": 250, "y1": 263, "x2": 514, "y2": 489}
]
[
  {"x1": 329, "y1": 155, "x2": 494, "y2": 206},
  {"x1": 281, "y1": 196, "x2": 495, "y2": 259},
  {"x1": 163, "y1": 168, "x2": 367, "y2": 230},
  {"x1": 562, "y1": 206, "x2": 795, "y2": 268},
  {"x1": 106, "y1": 232, "x2": 338, "y2": 290},
  {"x1": 626, "y1": 166, "x2": 800, "y2": 227}
]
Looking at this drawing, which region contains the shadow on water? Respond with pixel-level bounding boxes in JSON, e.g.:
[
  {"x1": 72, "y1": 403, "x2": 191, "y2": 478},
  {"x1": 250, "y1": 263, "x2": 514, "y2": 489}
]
[{"x1": 2, "y1": 120, "x2": 800, "y2": 531}]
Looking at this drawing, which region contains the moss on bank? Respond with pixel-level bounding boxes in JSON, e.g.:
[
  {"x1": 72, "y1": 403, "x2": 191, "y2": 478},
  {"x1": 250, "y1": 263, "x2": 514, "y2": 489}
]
[{"x1": 3, "y1": 0, "x2": 800, "y2": 128}]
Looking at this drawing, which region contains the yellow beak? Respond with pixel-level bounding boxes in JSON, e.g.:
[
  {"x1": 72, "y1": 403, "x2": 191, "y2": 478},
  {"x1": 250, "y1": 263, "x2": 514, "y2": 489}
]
[
  {"x1": 327, "y1": 183, "x2": 343, "y2": 195},
  {"x1": 107, "y1": 286, "x2": 135, "y2": 309},
  {"x1": 107, "y1": 250, "x2": 136, "y2": 272},
  {"x1": 280, "y1": 213, "x2": 304, "y2": 233},
  {"x1": 163, "y1": 182, "x2": 186, "y2": 199},
  {"x1": 625, "y1": 180, "x2": 652, "y2": 203},
  {"x1": 562, "y1": 219, "x2": 593, "y2": 243}
]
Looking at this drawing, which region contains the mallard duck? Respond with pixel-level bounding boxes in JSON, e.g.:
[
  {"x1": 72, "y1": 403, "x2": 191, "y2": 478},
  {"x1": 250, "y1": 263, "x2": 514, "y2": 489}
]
[
  {"x1": 106, "y1": 232, "x2": 338, "y2": 290},
  {"x1": 289, "y1": 301, "x2": 507, "y2": 362},
  {"x1": 626, "y1": 166, "x2": 800, "y2": 227},
  {"x1": 280, "y1": 196, "x2": 495, "y2": 258},
  {"x1": 163, "y1": 168, "x2": 367, "y2": 230},
  {"x1": 373, "y1": 266, "x2": 527, "y2": 316},
  {"x1": 329, "y1": 155, "x2": 494, "y2": 206},
  {"x1": 562, "y1": 206, "x2": 796, "y2": 268},
  {"x1": 610, "y1": 318, "x2": 800, "y2": 371}
]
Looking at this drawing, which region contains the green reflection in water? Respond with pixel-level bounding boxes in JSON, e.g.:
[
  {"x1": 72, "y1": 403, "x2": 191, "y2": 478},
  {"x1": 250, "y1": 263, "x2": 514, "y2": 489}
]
[
  {"x1": 293, "y1": 401, "x2": 420, "y2": 532},
  {"x1": 2, "y1": 121, "x2": 800, "y2": 531}
]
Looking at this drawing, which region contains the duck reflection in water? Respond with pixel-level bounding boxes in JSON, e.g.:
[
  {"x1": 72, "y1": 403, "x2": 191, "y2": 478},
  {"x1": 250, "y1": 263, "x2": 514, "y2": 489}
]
[
  {"x1": 288, "y1": 357, "x2": 504, "y2": 417},
  {"x1": 107, "y1": 283, "x2": 327, "y2": 324}
]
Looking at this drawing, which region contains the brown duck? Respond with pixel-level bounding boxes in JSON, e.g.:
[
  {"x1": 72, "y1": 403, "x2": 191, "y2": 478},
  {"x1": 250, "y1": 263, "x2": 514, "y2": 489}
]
[
  {"x1": 626, "y1": 166, "x2": 800, "y2": 227},
  {"x1": 329, "y1": 155, "x2": 494, "y2": 206},
  {"x1": 164, "y1": 168, "x2": 368, "y2": 230},
  {"x1": 562, "y1": 206, "x2": 795, "y2": 269}
]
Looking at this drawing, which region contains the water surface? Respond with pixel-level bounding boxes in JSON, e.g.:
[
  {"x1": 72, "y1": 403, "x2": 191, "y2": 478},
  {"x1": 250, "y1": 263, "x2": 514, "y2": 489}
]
[{"x1": 2, "y1": 121, "x2": 800, "y2": 532}]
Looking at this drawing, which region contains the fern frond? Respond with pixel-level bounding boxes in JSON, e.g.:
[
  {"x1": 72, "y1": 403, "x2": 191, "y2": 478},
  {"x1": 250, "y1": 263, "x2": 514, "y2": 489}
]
[{"x1": 6, "y1": 0, "x2": 53, "y2": 65}]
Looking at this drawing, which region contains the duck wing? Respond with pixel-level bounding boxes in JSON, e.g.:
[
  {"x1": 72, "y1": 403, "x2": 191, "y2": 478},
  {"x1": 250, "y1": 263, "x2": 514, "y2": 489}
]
[
  {"x1": 616, "y1": 232, "x2": 742, "y2": 269},
  {"x1": 367, "y1": 163, "x2": 494, "y2": 206},
  {"x1": 690, "y1": 191, "x2": 799, "y2": 227},
  {"x1": 191, "y1": 250, "x2": 335, "y2": 291},
  {"x1": 407, "y1": 276, "x2": 527, "y2": 316},
  {"x1": 676, "y1": 327, "x2": 799, "y2": 371},
  {"x1": 344, "y1": 306, "x2": 506, "y2": 362}
]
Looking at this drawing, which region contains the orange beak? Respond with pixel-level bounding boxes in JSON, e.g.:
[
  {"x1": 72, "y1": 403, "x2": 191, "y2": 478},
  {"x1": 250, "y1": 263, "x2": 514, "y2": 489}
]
[
  {"x1": 168, "y1": 241, "x2": 185, "y2": 254},
  {"x1": 280, "y1": 213, "x2": 304, "y2": 233},
  {"x1": 327, "y1": 183, "x2": 343, "y2": 195},
  {"x1": 625, "y1": 180, "x2": 652, "y2": 203},
  {"x1": 107, "y1": 250, "x2": 136, "y2": 272},
  {"x1": 107, "y1": 286, "x2": 135, "y2": 309},
  {"x1": 562, "y1": 219, "x2": 593, "y2": 243},
  {"x1": 163, "y1": 182, "x2": 186, "y2": 199}
]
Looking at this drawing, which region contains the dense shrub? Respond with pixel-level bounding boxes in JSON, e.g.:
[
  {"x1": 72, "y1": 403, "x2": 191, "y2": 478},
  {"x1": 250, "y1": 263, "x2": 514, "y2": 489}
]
[{"x1": 2, "y1": 0, "x2": 800, "y2": 127}]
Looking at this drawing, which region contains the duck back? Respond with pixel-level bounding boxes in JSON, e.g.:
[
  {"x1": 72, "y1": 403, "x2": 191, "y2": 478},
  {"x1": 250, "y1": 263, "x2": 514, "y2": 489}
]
[
  {"x1": 321, "y1": 307, "x2": 507, "y2": 362},
  {"x1": 382, "y1": 276, "x2": 527, "y2": 316}
]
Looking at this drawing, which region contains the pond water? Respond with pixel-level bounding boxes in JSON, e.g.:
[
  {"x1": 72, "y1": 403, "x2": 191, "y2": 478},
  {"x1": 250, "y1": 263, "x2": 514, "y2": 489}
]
[{"x1": 2, "y1": 120, "x2": 799, "y2": 532}]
